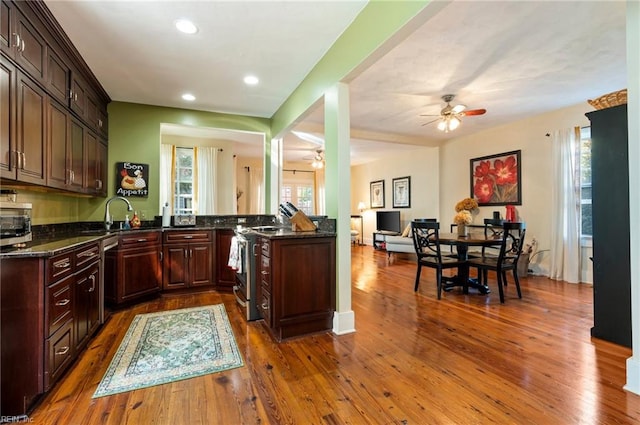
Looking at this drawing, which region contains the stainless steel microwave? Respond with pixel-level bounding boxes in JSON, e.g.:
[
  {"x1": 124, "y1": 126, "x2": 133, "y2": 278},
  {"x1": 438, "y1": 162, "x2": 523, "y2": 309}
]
[{"x1": 0, "y1": 202, "x2": 32, "y2": 247}]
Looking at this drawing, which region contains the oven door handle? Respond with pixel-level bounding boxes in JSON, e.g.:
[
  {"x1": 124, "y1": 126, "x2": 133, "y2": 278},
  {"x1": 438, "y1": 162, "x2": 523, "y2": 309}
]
[{"x1": 232, "y1": 285, "x2": 247, "y2": 307}]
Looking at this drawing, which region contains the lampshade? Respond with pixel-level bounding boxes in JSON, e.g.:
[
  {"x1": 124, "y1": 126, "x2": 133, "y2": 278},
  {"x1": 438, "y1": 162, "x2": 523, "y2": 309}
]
[{"x1": 357, "y1": 201, "x2": 366, "y2": 212}]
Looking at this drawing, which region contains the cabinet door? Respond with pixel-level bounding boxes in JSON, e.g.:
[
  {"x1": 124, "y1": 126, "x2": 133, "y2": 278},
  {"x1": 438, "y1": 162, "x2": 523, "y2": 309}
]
[
  {"x1": 216, "y1": 229, "x2": 237, "y2": 289},
  {"x1": 96, "y1": 139, "x2": 107, "y2": 196},
  {"x1": 163, "y1": 245, "x2": 188, "y2": 289},
  {"x1": 69, "y1": 71, "x2": 86, "y2": 118},
  {"x1": 13, "y1": 6, "x2": 46, "y2": 84},
  {"x1": 189, "y1": 242, "x2": 213, "y2": 287},
  {"x1": 0, "y1": 0, "x2": 12, "y2": 57},
  {"x1": 0, "y1": 55, "x2": 16, "y2": 179},
  {"x1": 74, "y1": 268, "x2": 90, "y2": 351},
  {"x1": 69, "y1": 118, "x2": 84, "y2": 192},
  {"x1": 83, "y1": 130, "x2": 99, "y2": 194},
  {"x1": 74, "y1": 261, "x2": 100, "y2": 352},
  {"x1": 47, "y1": 99, "x2": 70, "y2": 189},
  {"x1": 47, "y1": 49, "x2": 70, "y2": 105},
  {"x1": 86, "y1": 263, "x2": 100, "y2": 338},
  {"x1": 119, "y1": 245, "x2": 162, "y2": 302},
  {"x1": 16, "y1": 71, "x2": 46, "y2": 184}
]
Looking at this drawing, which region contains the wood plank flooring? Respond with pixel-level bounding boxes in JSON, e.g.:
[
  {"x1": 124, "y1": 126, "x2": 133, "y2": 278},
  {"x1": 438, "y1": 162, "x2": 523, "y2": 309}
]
[{"x1": 30, "y1": 245, "x2": 640, "y2": 424}]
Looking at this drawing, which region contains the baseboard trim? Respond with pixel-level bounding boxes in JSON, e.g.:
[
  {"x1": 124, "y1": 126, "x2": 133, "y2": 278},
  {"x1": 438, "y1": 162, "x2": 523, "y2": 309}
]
[{"x1": 332, "y1": 310, "x2": 356, "y2": 335}]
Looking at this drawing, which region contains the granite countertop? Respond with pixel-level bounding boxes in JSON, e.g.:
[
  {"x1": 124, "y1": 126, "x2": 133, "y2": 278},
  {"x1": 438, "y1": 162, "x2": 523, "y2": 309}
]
[
  {"x1": 0, "y1": 225, "x2": 336, "y2": 258},
  {"x1": 248, "y1": 228, "x2": 335, "y2": 239}
]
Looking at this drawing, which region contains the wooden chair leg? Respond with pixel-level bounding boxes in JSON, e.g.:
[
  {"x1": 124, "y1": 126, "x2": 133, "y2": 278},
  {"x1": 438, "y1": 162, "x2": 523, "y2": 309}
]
[
  {"x1": 496, "y1": 269, "x2": 505, "y2": 303},
  {"x1": 436, "y1": 268, "x2": 442, "y2": 300},
  {"x1": 414, "y1": 264, "x2": 422, "y2": 292},
  {"x1": 512, "y1": 269, "x2": 522, "y2": 298}
]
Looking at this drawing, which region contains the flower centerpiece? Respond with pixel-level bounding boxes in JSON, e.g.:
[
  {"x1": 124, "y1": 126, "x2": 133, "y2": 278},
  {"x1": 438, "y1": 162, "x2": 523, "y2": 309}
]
[{"x1": 453, "y1": 197, "x2": 478, "y2": 236}]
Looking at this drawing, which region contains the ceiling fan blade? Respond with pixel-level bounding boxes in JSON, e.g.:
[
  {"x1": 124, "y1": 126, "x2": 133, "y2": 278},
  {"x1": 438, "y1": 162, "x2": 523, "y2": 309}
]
[
  {"x1": 462, "y1": 108, "x2": 486, "y2": 116},
  {"x1": 419, "y1": 113, "x2": 440, "y2": 117},
  {"x1": 421, "y1": 118, "x2": 442, "y2": 126}
]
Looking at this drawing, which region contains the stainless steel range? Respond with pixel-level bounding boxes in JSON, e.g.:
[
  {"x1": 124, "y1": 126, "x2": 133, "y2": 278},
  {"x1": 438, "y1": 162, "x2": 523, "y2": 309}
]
[{"x1": 232, "y1": 229, "x2": 261, "y2": 321}]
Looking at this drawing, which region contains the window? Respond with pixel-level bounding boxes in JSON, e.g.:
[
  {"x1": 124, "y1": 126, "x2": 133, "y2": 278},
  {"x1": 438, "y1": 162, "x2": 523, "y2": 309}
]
[
  {"x1": 281, "y1": 170, "x2": 315, "y2": 215},
  {"x1": 174, "y1": 147, "x2": 194, "y2": 214},
  {"x1": 580, "y1": 127, "x2": 592, "y2": 237}
]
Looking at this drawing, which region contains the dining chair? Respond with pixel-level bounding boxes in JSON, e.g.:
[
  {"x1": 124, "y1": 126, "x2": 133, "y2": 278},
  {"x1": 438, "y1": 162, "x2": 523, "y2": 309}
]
[
  {"x1": 467, "y1": 222, "x2": 526, "y2": 303},
  {"x1": 411, "y1": 221, "x2": 466, "y2": 299}
]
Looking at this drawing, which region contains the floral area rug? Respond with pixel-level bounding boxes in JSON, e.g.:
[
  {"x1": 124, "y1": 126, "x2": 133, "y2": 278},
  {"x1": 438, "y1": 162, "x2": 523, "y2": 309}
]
[{"x1": 93, "y1": 304, "x2": 243, "y2": 398}]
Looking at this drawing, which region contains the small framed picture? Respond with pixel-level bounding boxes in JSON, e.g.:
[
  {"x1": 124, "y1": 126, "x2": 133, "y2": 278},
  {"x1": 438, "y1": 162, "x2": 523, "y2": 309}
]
[
  {"x1": 392, "y1": 176, "x2": 411, "y2": 208},
  {"x1": 370, "y1": 180, "x2": 385, "y2": 209}
]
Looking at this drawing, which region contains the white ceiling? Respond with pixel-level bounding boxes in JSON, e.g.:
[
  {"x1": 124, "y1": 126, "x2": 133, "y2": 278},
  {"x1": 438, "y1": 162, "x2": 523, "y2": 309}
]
[{"x1": 44, "y1": 0, "x2": 627, "y2": 166}]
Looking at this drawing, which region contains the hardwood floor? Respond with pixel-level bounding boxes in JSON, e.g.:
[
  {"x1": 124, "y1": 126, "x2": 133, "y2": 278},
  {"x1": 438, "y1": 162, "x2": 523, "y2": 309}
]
[{"x1": 30, "y1": 245, "x2": 640, "y2": 424}]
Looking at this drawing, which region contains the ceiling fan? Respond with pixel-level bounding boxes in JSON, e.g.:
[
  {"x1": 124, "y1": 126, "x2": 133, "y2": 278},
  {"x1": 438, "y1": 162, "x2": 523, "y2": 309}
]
[
  {"x1": 420, "y1": 94, "x2": 487, "y2": 133},
  {"x1": 302, "y1": 149, "x2": 325, "y2": 169}
]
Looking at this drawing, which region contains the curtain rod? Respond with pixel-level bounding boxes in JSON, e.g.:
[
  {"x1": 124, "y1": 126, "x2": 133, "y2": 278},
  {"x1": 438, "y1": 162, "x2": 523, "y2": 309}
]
[{"x1": 283, "y1": 168, "x2": 315, "y2": 174}]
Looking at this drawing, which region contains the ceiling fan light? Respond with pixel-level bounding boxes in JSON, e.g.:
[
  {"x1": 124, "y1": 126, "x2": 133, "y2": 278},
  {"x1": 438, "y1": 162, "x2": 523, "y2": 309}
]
[
  {"x1": 437, "y1": 119, "x2": 447, "y2": 131},
  {"x1": 452, "y1": 104, "x2": 466, "y2": 114},
  {"x1": 449, "y1": 116, "x2": 461, "y2": 130}
]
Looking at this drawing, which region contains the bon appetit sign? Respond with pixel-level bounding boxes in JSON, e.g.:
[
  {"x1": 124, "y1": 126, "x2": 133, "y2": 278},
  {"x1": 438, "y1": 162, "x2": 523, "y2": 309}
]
[{"x1": 115, "y1": 162, "x2": 149, "y2": 197}]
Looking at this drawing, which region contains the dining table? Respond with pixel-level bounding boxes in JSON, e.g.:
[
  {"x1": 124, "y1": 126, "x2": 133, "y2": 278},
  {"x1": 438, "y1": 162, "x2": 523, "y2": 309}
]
[{"x1": 436, "y1": 232, "x2": 503, "y2": 294}]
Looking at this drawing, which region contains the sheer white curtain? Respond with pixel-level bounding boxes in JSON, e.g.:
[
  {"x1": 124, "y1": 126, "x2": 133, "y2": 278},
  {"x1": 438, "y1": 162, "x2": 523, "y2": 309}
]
[
  {"x1": 195, "y1": 147, "x2": 218, "y2": 214},
  {"x1": 549, "y1": 127, "x2": 581, "y2": 283},
  {"x1": 160, "y1": 144, "x2": 175, "y2": 211},
  {"x1": 248, "y1": 167, "x2": 264, "y2": 214}
]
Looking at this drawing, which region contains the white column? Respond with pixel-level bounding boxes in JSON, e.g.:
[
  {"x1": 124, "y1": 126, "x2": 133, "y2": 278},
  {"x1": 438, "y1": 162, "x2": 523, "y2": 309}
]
[
  {"x1": 625, "y1": 0, "x2": 640, "y2": 395},
  {"x1": 325, "y1": 83, "x2": 355, "y2": 335},
  {"x1": 268, "y1": 137, "x2": 282, "y2": 215}
]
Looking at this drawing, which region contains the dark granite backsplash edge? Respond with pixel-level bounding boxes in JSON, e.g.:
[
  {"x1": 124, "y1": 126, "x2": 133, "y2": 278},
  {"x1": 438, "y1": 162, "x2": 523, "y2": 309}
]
[{"x1": 31, "y1": 215, "x2": 336, "y2": 239}]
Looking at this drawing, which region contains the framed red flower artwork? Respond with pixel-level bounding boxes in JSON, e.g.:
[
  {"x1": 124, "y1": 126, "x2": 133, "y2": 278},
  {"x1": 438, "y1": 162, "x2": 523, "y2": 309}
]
[{"x1": 469, "y1": 150, "x2": 521, "y2": 206}]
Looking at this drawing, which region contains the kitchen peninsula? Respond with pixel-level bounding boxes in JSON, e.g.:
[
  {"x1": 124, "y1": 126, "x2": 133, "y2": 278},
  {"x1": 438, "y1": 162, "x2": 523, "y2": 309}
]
[{"x1": 0, "y1": 215, "x2": 336, "y2": 418}]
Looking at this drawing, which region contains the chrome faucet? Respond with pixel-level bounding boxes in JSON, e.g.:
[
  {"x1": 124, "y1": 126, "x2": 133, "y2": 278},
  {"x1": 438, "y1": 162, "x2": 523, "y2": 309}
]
[{"x1": 104, "y1": 196, "x2": 133, "y2": 230}]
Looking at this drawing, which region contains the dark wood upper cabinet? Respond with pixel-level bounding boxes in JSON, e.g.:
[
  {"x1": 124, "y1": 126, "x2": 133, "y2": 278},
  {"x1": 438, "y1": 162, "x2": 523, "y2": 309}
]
[
  {"x1": 16, "y1": 70, "x2": 46, "y2": 185},
  {"x1": 1, "y1": 0, "x2": 110, "y2": 195},
  {"x1": 0, "y1": 56, "x2": 16, "y2": 179},
  {"x1": 46, "y1": 48, "x2": 70, "y2": 105},
  {"x1": 46, "y1": 98, "x2": 70, "y2": 189}
]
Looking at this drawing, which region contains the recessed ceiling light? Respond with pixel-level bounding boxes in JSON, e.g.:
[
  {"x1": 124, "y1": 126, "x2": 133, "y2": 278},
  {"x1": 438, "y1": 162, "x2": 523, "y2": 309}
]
[
  {"x1": 182, "y1": 93, "x2": 196, "y2": 101},
  {"x1": 175, "y1": 19, "x2": 198, "y2": 34},
  {"x1": 244, "y1": 75, "x2": 259, "y2": 86}
]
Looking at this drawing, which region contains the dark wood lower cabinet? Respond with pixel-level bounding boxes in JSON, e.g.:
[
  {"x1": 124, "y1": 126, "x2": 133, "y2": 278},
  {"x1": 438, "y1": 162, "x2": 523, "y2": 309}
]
[
  {"x1": 215, "y1": 229, "x2": 237, "y2": 290},
  {"x1": 162, "y1": 230, "x2": 213, "y2": 291},
  {"x1": 105, "y1": 232, "x2": 162, "y2": 305},
  {"x1": 0, "y1": 257, "x2": 44, "y2": 417},
  {"x1": 74, "y1": 261, "x2": 100, "y2": 352},
  {"x1": 258, "y1": 236, "x2": 336, "y2": 341}
]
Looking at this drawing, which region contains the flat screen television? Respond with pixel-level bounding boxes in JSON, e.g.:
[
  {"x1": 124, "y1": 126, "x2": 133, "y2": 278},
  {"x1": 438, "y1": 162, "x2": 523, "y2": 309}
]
[{"x1": 376, "y1": 211, "x2": 401, "y2": 234}]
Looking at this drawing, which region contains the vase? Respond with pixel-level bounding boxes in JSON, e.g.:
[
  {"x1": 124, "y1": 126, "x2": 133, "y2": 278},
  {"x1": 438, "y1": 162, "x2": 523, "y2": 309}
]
[{"x1": 457, "y1": 224, "x2": 468, "y2": 237}]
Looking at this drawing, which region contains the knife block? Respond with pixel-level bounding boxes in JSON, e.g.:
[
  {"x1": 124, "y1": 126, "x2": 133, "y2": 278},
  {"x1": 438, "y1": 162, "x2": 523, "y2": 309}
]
[{"x1": 290, "y1": 211, "x2": 317, "y2": 231}]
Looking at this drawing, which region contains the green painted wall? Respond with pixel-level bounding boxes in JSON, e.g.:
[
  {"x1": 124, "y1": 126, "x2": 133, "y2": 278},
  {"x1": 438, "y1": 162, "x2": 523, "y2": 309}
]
[{"x1": 90, "y1": 102, "x2": 272, "y2": 222}]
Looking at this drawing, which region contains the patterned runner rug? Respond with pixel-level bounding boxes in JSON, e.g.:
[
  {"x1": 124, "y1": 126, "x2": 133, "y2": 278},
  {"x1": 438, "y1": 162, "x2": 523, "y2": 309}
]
[{"x1": 93, "y1": 304, "x2": 243, "y2": 398}]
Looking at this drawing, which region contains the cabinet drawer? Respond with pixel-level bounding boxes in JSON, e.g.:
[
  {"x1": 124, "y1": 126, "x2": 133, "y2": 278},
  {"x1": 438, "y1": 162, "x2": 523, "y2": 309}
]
[
  {"x1": 45, "y1": 319, "x2": 73, "y2": 390},
  {"x1": 164, "y1": 230, "x2": 212, "y2": 243},
  {"x1": 261, "y1": 239, "x2": 270, "y2": 257},
  {"x1": 75, "y1": 242, "x2": 100, "y2": 269},
  {"x1": 259, "y1": 289, "x2": 271, "y2": 328},
  {"x1": 46, "y1": 275, "x2": 73, "y2": 336},
  {"x1": 260, "y1": 255, "x2": 271, "y2": 290},
  {"x1": 119, "y1": 231, "x2": 161, "y2": 247},
  {"x1": 47, "y1": 251, "x2": 74, "y2": 282}
]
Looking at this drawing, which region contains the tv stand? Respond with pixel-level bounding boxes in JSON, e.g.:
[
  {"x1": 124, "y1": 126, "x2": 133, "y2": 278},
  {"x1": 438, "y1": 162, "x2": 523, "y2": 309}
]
[{"x1": 373, "y1": 231, "x2": 401, "y2": 250}]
